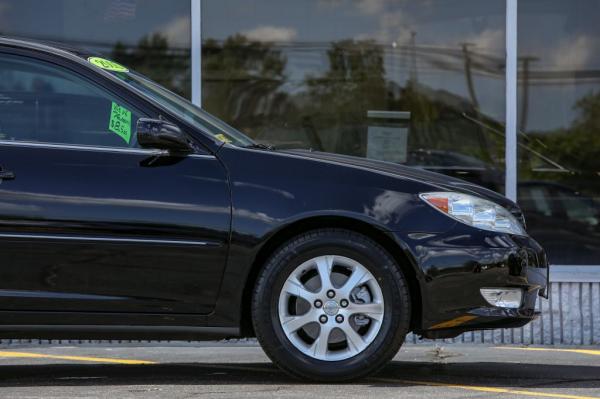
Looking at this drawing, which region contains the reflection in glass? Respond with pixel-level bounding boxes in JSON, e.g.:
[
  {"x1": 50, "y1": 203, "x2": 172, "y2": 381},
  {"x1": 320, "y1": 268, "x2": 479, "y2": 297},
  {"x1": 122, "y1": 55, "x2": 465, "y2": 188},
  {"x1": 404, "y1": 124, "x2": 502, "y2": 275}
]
[
  {"x1": 202, "y1": 0, "x2": 506, "y2": 192},
  {"x1": 518, "y1": 0, "x2": 600, "y2": 265},
  {"x1": 0, "y1": 53, "x2": 144, "y2": 148},
  {"x1": 0, "y1": 0, "x2": 191, "y2": 97}
]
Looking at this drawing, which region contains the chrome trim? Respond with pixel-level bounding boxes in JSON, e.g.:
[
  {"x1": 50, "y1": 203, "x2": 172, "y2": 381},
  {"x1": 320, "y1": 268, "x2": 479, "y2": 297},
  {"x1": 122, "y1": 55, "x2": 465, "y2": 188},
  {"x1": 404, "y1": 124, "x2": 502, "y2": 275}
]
[
  {"x1": 0, "y1": 140, "x2": 214, "y2": 159},
  {"x1": 0, "y1": 289, "x2": 127, "y2": 301},
  {"x1": 0, "y1": 233, "x2": 219, "y2": 247},
  {"x1": 0, "y1": 139, "x2": 161, "y2": 154}
]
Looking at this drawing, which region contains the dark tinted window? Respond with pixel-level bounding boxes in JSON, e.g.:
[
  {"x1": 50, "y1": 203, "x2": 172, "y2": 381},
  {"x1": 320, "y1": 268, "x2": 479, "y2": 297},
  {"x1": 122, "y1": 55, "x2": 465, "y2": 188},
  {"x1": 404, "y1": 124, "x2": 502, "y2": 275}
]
[{"x1": 0, "y1": 54, "x2": 144, "y2": 148}]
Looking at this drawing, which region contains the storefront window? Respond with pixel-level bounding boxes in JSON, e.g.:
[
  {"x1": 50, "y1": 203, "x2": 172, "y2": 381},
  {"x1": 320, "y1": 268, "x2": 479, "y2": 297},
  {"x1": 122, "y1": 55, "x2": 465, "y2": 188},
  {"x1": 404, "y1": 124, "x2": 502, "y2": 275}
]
[
  {"x1": 518, "y1": 0, "x2": 600, "y2": 265},
  {"x1": 0, "y1": 0, "x2": 191, "y2": 97},
  {"x1": 202, "y1": 0, "x2": 507, "y2": 193}
]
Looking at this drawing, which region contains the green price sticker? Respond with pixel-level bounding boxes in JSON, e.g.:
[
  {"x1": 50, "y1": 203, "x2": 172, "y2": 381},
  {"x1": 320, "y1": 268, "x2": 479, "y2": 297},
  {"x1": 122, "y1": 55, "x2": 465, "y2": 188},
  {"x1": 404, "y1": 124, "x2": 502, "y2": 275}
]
[
  {"x1": 109, "y1": 102, "x2": 132, "y2": 144},
  {"x1": 88, "y1": 57, "x2": 129, "y2": 72},
  {"x1": 215, "y1": 133, "x2": 233, "y2": 144}
]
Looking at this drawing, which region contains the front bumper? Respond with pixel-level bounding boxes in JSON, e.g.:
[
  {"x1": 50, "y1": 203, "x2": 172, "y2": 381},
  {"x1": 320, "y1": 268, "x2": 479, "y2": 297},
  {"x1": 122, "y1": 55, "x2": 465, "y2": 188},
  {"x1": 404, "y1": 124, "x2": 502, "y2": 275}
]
[{"x1": 391, "y1": 225, "x2": 549, "y2": 339}]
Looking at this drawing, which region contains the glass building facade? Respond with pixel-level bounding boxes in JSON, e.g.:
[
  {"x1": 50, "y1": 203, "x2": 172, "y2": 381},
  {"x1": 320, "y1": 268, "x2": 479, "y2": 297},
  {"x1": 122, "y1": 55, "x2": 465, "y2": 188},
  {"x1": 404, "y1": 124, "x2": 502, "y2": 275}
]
[
  {"x1": 0, "y1": 0, "x2": 191, "y2": 97},
  {"x1": 517, "y1": 1, "x2": 600, "y2": 265},
  {"x1": 0, "y1": 0, "x2": 598, "y2": 268}
]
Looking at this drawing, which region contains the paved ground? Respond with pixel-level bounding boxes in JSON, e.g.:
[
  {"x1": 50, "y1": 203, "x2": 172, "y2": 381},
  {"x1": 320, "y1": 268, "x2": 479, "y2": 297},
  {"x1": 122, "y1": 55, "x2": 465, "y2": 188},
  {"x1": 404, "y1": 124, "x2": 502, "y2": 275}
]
[{"x1": 0, "y1": 343, "x2": 598, "y2": 399}]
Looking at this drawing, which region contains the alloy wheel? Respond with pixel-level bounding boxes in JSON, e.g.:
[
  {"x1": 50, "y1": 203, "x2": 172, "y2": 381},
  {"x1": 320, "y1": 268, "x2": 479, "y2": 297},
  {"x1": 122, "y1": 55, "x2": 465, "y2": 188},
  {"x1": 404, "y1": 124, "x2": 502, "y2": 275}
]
[{"x1": 277, "y1": 255, "x2": 384, "y2": 361}]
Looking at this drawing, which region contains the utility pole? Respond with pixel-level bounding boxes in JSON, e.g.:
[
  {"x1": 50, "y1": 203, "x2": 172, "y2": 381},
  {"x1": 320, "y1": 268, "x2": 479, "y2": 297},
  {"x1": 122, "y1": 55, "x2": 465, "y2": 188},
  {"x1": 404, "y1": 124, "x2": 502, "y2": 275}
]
[
  {"x1": 461, "y1": 42, "x2": 480, "y2": 112},
  {"x1": 409, "y1": 31, "x2": 418, "y2": 84},
  {"x1": 519, "y1": 56, "x2": 538, "y2": 133}
]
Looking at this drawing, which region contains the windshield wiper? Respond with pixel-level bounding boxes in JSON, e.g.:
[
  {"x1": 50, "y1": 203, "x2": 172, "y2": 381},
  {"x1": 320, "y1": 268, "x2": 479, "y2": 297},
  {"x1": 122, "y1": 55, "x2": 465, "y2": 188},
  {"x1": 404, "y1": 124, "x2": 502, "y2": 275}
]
[{"x1": 243, "y1": 143, "x2": 275, "y2": 150}]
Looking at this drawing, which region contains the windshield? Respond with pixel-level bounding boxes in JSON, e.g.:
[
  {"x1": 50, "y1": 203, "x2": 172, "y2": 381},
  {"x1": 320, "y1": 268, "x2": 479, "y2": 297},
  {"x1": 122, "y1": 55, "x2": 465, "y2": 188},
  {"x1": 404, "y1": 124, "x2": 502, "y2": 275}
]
[{"x1": 102, "y1": 66, "x2": 255, "y2": 148}]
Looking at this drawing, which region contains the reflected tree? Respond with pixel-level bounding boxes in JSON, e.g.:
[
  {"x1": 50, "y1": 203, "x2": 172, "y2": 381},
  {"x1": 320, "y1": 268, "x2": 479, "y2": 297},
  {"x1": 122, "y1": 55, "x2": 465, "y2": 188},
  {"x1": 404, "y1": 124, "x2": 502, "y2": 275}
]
[
  {"x1": 524, "y1": 91, "x2": 600, "y2": 195},
  {"x1": 111, "y1": 33, "x2": 191, "y2": 98},
  {"x1": 304, "y1": 39, "x2": 501, "y2": 169},
  {"x1": 202, "y1": 34, "x2": 293, "y2": 140},
  {"x1": 304, "y1": 39, "x2": 388, "y2": 155}
]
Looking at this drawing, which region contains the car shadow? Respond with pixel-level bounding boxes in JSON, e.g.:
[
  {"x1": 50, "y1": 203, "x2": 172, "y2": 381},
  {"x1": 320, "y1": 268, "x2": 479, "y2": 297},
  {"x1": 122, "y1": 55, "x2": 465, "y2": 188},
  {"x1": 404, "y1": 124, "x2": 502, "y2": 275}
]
[{"x1": 0, "y1": 361, "x2": 599, "y2": 388}]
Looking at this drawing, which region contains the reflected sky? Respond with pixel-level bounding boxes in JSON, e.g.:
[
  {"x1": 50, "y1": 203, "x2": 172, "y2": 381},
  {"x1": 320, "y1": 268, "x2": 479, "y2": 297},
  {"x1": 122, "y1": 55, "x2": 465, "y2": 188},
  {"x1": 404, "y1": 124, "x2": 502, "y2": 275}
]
[
  {"x1": 0, "y1": 0, "x2": 192, "y2": 96},
  {"x1": 202, "y1": 0, "x2": 600, "y2": 132},
  {"x1": 0, "y1": 0, "x2": 598, "y2": 132},
  {"x1": 0, "y1": 0, "x2": 190, "y2": 48},
  {"x1": 203, "y1": 0, "x2": 506, "y2": 123},
  {"x1": 203, "y1": 1, "x2": 505, "y2": 44},
  {"x1": 518, "y1": 0, "x2": 600, "y2": 132}
]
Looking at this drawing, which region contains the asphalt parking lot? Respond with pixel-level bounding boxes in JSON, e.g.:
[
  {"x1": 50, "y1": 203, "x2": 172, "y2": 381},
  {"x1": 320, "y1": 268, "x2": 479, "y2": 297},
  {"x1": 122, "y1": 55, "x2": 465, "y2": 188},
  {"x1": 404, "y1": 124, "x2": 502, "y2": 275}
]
[{"x1": 0, "y1": 342, "x2": 598, "y2": 399}]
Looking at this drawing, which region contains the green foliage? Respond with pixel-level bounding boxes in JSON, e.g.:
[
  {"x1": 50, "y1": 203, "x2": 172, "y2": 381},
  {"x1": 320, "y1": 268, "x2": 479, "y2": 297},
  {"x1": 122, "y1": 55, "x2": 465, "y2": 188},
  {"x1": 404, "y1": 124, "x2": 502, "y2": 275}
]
[
  {"x1": 200, "y1": 36, "x2": 504, "y2": 161},
  {"x1": 306, "y1": 40, "x2": 387, "y2": 122},
  {"x1": 525, "y1": 91, "x2": 600, "y2": 194},
  {"x1": 203, "y1": 35, "x2": 285, "y2": 81},
  {"x1": 201, "y1": 35, "x2": 289, "y2": 136}
]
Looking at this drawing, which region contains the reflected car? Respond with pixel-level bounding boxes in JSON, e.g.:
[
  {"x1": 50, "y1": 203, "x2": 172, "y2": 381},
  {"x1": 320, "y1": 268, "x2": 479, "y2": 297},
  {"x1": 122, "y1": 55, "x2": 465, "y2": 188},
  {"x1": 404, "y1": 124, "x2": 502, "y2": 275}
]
[
  {"x1": 0, "y1": 38, "x2": 548, "y2": 381},
  {"x1": 518, "y1": 181, "x2": 600, "y2": 264},
  {"x1": 406, "y1": 148, "x2": 504, "y2": 193}
]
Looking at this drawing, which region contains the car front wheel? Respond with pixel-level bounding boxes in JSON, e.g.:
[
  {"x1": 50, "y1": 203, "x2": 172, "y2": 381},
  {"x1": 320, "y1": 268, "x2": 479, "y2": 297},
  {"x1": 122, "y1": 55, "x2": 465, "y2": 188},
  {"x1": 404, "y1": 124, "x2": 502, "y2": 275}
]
[{"x1": 252, "y1": 229, "x2": 411, "y2": 381}]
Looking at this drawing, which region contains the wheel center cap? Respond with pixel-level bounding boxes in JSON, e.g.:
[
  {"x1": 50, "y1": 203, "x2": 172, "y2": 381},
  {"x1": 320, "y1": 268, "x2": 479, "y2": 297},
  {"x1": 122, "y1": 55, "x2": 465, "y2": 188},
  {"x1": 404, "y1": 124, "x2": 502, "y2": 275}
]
[{"x1": 323, "y1": 300, "x2": 340, "y2": 316}]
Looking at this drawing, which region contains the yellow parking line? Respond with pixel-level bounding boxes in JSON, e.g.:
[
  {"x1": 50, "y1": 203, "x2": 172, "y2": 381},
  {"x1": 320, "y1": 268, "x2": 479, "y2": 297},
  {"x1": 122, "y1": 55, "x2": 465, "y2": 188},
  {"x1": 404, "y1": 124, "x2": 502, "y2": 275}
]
[
  {"x1": 495, "y1": 347, "x2": 600, "y2": 357},
  {"x1": 0, "y1": 350, "x2": 156, "y2": 365},
  {"x1": 371, "y1": 378, "x2": 600, "y2": 399}
]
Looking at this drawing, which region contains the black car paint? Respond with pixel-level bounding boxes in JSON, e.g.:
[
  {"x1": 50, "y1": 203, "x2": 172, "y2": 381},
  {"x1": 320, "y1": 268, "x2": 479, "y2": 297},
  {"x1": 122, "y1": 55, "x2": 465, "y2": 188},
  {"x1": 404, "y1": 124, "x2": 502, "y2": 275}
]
[
  {"x1": 0, "y1": 143, "x2": 229, "y2": 315},
  {"x1": 0, "y1": 38, "x2": 548, "y2": 340},
  {"x1": 215, "y1": 147, "x2": 547, "y2": 337}
]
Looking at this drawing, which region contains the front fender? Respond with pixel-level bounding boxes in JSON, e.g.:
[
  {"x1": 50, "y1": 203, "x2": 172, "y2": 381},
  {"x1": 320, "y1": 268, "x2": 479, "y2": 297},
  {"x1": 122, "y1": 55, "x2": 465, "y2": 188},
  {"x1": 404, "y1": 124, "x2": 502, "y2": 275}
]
[{"x1": 208, "y1": 147, "x2": 455, "y2": 328}]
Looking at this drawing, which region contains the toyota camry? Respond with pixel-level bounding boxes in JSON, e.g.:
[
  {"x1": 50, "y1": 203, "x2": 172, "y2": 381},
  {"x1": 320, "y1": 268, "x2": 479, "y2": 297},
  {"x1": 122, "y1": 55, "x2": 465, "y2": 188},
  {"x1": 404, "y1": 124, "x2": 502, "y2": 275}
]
[{"x1": 0, "y1": 38, "x2": 548, "y2": 381}]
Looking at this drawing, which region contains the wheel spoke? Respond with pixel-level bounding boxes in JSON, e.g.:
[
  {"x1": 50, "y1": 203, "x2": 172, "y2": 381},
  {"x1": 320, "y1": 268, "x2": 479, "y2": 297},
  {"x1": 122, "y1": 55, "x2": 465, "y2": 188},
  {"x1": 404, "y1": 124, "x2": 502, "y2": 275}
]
[
  {"x1": 339, "y1": 267, "x2": 370, "y2": 297},
  {"x1": 342, "y1": 324, "x2": 365, "y2": 355},
  {"x1": 311, "y1": 324, "x2": 333, "y2": 358},
  {"x1": 281, "y1": 311, "x2": 316, "y2": 333},
  {"x1": 282, "y1": 277, "x2": 317, "y2": 303},
  {"x1": 315, "y1": 255, "x2": 334, "y2": 292},
  {"x1": 278, "y1": 254, "x2": 386, "y2": 362},
  {"x1": 348, "y1": 302, "x2": 384, "y2": 322}
]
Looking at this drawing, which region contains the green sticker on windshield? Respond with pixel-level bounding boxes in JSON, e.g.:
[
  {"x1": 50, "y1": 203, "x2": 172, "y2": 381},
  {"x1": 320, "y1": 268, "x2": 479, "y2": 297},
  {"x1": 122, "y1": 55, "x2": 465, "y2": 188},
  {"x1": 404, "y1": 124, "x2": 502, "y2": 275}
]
[
  {"x1": 109, "y1": 102, "x2": 132, "y2": 144},
  {"x1": 88, "y1": 57, "x2": 129, "y2": 72},
  {"x1": 215, "y1": 133, "x2": 232, "y2": 144}
]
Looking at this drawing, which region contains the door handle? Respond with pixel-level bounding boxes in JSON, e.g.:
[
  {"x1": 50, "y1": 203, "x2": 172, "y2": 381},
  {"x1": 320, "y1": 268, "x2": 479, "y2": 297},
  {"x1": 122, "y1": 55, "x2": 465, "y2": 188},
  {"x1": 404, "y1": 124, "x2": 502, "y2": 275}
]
[{"x1": 0, "y1": 167, "x2": 15, "y2": 180}]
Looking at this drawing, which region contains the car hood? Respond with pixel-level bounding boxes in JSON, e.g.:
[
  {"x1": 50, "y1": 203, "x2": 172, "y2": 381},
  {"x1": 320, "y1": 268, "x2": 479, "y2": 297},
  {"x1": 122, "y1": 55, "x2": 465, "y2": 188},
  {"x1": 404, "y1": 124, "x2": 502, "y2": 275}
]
[{"x1": 283, "y1": 149, "x2": 518, "y2": 212}]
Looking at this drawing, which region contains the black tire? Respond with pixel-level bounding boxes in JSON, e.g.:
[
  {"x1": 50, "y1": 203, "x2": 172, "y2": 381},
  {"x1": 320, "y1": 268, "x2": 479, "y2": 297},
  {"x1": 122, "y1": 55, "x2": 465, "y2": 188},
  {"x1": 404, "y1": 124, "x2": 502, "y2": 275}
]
[{"x1": 251, "y1": 228, "x2": 411, "y2": 381}]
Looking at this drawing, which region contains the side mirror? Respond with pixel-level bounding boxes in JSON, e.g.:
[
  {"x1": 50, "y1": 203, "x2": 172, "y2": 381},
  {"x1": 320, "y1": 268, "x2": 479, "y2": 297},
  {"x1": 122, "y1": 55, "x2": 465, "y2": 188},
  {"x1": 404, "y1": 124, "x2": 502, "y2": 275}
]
[{"x1": 136, "y1": 118, "x2": 192, "y2": 153}]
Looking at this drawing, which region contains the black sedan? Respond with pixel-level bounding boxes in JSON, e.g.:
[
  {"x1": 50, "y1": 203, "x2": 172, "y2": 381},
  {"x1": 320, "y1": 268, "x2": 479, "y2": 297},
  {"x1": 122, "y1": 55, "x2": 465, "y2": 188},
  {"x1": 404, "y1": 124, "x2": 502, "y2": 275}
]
[{"x1": 0, "y1": 38, "x2": 548, "y2": 381}]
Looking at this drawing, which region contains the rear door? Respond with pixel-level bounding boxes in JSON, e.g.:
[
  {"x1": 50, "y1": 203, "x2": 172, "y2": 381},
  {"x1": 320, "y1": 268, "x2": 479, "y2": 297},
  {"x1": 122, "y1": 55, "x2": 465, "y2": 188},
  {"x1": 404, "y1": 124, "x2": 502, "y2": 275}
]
[{"x1": 0, "y1": 50, "x2": 230, "y2": 314}]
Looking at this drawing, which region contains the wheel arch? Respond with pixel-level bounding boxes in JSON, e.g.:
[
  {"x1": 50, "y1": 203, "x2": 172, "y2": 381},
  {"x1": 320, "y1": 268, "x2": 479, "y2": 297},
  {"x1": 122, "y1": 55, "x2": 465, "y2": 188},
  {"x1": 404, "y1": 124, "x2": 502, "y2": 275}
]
[{"x1": 239, "y1": 215, "x2": 423, "y2": 337}]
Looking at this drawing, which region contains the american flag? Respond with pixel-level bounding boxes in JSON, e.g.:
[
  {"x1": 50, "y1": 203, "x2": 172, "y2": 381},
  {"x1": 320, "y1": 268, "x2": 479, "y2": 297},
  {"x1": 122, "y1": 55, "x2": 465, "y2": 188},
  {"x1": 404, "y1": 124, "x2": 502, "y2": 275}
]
[{"x1": 104, "y1": 0, "x2": 137, "y2": 22}]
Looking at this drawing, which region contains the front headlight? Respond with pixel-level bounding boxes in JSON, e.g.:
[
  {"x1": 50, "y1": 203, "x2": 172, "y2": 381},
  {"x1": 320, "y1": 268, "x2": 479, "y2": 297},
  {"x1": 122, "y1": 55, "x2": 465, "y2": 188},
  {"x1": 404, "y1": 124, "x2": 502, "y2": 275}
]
[{"x1": 419, "y1": 192, "x2": 526, "y2": 236}]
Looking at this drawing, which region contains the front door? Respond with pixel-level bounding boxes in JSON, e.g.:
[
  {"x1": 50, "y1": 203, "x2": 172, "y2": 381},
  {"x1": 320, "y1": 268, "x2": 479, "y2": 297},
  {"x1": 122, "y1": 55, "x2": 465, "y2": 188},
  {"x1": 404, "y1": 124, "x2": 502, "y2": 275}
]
[{"x1": 0, "y1": 52, "x2": 230, "y2": 314}]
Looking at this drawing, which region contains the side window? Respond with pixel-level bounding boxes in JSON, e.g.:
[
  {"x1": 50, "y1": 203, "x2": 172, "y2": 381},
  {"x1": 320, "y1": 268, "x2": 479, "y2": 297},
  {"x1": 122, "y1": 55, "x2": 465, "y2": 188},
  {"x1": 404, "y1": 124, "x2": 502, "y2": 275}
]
[{"x1": 0, "y1": 53, "x2": 144, "y2": 148}]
